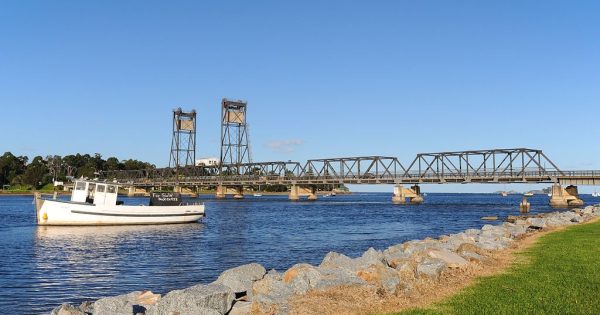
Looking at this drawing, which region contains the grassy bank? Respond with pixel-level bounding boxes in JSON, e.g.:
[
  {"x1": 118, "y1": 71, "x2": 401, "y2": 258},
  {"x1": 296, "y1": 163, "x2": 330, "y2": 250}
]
[{"x1": 398, "y1": 219, "x2": 600, "y2": 315}]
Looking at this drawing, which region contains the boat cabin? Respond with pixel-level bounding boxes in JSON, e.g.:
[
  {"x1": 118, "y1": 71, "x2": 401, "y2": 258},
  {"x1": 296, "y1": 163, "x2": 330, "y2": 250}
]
[{"x1": 71, "y1": 180, "x2": 119, "y2": 206}]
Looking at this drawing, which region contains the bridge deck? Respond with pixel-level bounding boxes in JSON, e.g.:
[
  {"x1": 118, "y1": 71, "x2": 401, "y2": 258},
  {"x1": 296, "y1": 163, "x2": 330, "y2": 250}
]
[{"x1": 101, "y1": 148, "x2": 600, "y2": 187}]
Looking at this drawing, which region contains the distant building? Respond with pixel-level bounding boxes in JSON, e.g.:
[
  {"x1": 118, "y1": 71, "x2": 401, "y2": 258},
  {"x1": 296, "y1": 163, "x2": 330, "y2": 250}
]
[{"x1": 196, "y1": 157, "x2": 220, "y2": 167}]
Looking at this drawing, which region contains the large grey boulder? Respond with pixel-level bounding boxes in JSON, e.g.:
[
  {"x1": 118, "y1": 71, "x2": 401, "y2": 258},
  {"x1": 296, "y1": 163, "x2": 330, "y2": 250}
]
[
  {"x1": 355, "y1": 263, "x2": 400, "y2": 294},
  {"x1": 229, "y1": 301, "x2": 252, "y2": 315},
  {"x1": 427, "y1": 249, "x2": 469, "y2": 269},
  {"x1": 147, "y1": 283, "x2": 234, "y2": 315},
  {"x1": 213, "y1": 263, "x2": 266, "y2": 299},
  {"x1": 402, "y1": 239, "x2": 440, "y2": 255},
  {"x1": 314, "y1": 267, "x2": 367, "y2": 290},
  {"x1": 319, "y1": 251, "x2": 355, "y2": 270},
  {"x1": 51, "y1": 303, "x2": 85, "y2": 315},
  {"x1": 527, "y1": 218, "x2": 547, "y2": 229},
  {"x1": 282, "y1": 263, "x2": 322, "y2": 294},
  {"x1": 501, "y1": 222, "x2": 528, "y2": 238},
  {"x1": 439, "y1": 232, "x2": 477, "y2": 251},
  {"x1": 416, "y1": 258, "x2": 446, "y2": 280},
  {"x1": 571, "y1": 214, "x2": 584, "y2": 223},
  {"x1": 251, "y1": 272, "x2": 294, "y2": 315},
  {"x1": 94, "y1": 291, "x2": 159, "y2": 315}
]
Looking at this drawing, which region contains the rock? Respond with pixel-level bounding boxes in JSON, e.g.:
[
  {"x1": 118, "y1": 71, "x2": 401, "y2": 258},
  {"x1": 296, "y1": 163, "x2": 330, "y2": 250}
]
[
  {"x1": 571, "y1": 215, "x2": 584, "y2": 223},
  {"x1": 481, "y1": 216, "x2": 498, "y2": 221},
  {"x1": 78, "y1": 301, "x2": 94, "y2": 315},
  {"x1": 251, "y1": 275, "x2": 293, "y2": 315},
  {"x1": 464, "y1": 228, "x2": 481, "y2": 236},
  {"x1": 94, "y1": 291, "x2": 158, "y2": 315},
  {"x1": 527, "y1": 218, "x2": 547, "y2": 229},
  {"x1": 582, "y1": 206, "x2": 594, "y2": 215},
  {"x1": 213, "y1": 263, "x2": 266, "y2": 299},
  {"x1": 476, "y1": 237, "x2": 511, "y2": 250},
  {"x1": 360, "y1": 247, "x2": 384, "y2": 264},
  {"x1": 459, "y1": 251, "x2": 485, "y2": 263},
  {"x1": 427, "y1": 249, "x2": 469, "y2": 268},
  {"x1": 403, "y1": 239, "x2": 440, "y2": 255},
  {"x1": 266, "y1": 269, "x2": 282, "y2": 281},
  {"x1": 355, "y1": 264, "x2": 400, "y2": 294},
  {"x1": 416, "y1": 258, "x2": 446, "y2": 280},
  {"x1": 147, "y1": 283, "x2": 234, "y2": 315},
  {"x1": 51, "y1": 303, "x2": 84, "y2": 315},
  {"x1": 229, "y1": 301, "x2": 252, "y2": 315},
  {"x1": 502, "y1": 222, "x2": 528, "y2": 238},
  {"x1": 319, "y1": 251, "x2": 355, "y2": 269},
  {"x1": 314, "y1": 267, "x2": 367, "y2": 290},
  {"x1": 282, "y1": 263, "x2": 322, "y2": 294},
  {"x1": 439, "y1": 233, "x2": 477, "y2": 252}
]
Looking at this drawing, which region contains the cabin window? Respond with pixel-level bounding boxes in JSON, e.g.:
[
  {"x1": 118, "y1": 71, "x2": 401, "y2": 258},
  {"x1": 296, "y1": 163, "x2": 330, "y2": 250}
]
[
  {"x1": 97, "y1": 184, "x2": 105, "y2": 193},
  {"x1": 107, "y1": 185, "x2": 116, "y2": 194},
  {"x1": 75, "y1": 182, "x2": 86, "y2": 191}
]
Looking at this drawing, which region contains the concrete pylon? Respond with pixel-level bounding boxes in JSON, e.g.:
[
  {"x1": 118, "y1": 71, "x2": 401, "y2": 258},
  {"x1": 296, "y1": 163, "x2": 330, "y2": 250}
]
[
  {"x1": 392, "y1": 185, "x2": 406, "y2": 204},
  {"x1": 289, "y1": 185, "x2": 300, "y2": 201},
  {"x1": 128, "y1": 186, "x2": 135, "y2": 197},
  {"x1": 549, "y1": 184, "x2": 583, "y2": 208},
  {"x1": 233, "y1": 186, "x2": 244, "y2": 199},
  {"x1": 307, "y1": 186, "x2": 318, "y2": 201},
  {"x1": 393, "y1": 185, "x2": 423, "y2": 204},
  {"x1": 520, "y1": 196, "x2": 530, "y2": 213},
  {"x1": 216, "y1": 185, "x2": 226, "y2": 199}
]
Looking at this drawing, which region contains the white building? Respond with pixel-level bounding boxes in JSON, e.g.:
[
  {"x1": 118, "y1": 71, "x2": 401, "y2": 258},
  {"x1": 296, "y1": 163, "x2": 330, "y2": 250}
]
[{"x1": 196, "y1": 157, "x2": 220, "y2": 167}]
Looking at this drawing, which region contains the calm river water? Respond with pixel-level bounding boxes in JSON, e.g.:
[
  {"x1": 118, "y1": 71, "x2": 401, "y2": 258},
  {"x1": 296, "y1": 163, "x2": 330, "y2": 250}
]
[{"x1": 0, "y1": 192, "x2": 596, "y2": 314}]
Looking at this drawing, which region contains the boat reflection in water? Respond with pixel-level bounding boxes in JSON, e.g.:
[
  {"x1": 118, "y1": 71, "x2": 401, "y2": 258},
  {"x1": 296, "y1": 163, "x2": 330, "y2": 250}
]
[{"x1": 32, "y1": 223, "x2": 206, "y2": 308}]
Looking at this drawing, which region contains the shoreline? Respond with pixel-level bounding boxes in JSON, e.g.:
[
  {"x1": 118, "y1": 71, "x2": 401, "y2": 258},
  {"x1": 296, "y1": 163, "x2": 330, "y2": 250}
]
[{"x1": 49, "y1": 205, "x2": 600, "y2": 315}]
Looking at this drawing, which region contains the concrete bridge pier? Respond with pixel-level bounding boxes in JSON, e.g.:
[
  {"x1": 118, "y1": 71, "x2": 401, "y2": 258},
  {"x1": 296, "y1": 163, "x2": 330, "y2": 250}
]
[
  {"x1": 520, "y1": 196, "x2": 531, "y2": 213},
  {"x1": 549, "y1": 184, "x2": 584, "y2": 208},
  {"x1": 307, "y1": 186, "x2": 318, "y2": 201},
  {"x1": 128, "y1": 186, "x2": 135, "y2": 197},
  {"x1": 216, "y1": 185, "x2": 226, "y2": 199},
  {"x1": 233, "y1": 186, "x2": 244, "y2": 199},
  {"x1": 289, "y1": 185, "x2": 300, "y2": 201},
  {"x1": 392, "y1": 185, "x2": 423, "y2": 204}
]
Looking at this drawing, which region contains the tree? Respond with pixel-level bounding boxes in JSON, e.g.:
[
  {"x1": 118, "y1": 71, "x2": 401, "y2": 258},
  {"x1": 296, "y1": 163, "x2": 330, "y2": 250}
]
[
  {"x1": 23, "y1": 156, "x2": 49, "y2": 187},
  {"x1": 0, "y1": 152, "x2": 27, "y2": 186}
]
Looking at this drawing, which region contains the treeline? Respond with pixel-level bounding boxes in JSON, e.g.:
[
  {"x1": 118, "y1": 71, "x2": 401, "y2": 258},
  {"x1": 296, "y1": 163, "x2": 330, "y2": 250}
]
[{"x1": 0, "y1": 152, "x2": 155, "y2": 189}]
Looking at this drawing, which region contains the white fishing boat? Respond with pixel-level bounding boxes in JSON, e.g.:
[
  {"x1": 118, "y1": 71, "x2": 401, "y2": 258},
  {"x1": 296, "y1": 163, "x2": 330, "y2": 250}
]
[
  {"x1": 524, "y1": 192, "x2": 534, "y2": 197},
  {"x1": 592, "y1": 191, "x2": 600, "y2": 197},
  {"x1": 253, "y1": 193, "x2": 263, "y2": 197},
  {"x1": 34, "y1": 180, "x2": 204, "y2": 226}
]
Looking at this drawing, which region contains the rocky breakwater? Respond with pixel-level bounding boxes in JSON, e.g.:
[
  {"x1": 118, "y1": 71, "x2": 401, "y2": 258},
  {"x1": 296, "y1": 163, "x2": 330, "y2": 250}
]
[{"x1": 51, "y1": 205, "x2": 600, "y2": 315}]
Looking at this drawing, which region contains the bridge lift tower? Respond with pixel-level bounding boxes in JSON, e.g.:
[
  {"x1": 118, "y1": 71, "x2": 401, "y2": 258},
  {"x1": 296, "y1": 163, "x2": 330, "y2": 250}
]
[
  {"x1": 220, "y1": 98, "x2": 252, "y2": 175},
  {"x1": 169, "y1": 108, "x2": 197, "y2": 176}
]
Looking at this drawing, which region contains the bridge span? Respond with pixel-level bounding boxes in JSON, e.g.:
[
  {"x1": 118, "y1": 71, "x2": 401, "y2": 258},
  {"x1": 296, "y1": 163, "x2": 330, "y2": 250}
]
[{"x1": 103, "y1": 148, "x2": 600, "y2": 208}]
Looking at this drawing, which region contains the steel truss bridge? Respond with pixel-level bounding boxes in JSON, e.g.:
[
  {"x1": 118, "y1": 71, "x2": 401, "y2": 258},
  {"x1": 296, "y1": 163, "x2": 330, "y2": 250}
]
[{"x1": 102, "y1": 148, "x2": 600, "y2": 188}]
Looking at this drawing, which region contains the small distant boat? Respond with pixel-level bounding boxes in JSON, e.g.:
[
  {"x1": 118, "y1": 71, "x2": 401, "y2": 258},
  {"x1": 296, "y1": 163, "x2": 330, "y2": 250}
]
[
  {"x1": 547, "y1": 193, "x2": 552, "y2": 197},
  {"x1": 34, "y1": 180, "x2": 205, "y2": 226},
  {"x1": 253, "y1": 193, "x2": 263, "y2": 197},
  {"x1": 592, "y1": 191, "x2": 600, "y2": 197},
  {"x1": 524, "y1": 192, "x2": 534, "y2": 197},
  {"x1": 500, "y1": 191, "x2": 508, "y2": 197}
]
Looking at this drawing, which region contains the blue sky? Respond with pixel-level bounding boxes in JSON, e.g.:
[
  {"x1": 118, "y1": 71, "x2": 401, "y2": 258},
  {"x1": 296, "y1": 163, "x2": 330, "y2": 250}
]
[{"x1": 1, "y1": 1, "x2": 599, "y2": 192}]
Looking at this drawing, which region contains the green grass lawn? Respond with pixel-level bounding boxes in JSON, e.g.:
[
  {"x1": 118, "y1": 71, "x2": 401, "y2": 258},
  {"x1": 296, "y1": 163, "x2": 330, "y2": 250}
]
[{"x1": 399, "y1": 219, "x2": 600, "y2": 315}]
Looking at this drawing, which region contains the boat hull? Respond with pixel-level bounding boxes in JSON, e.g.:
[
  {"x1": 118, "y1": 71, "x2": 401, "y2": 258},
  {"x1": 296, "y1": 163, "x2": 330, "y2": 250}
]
[{"x1": 37, "y1": 199, "x2": 205, "y2": 226}]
